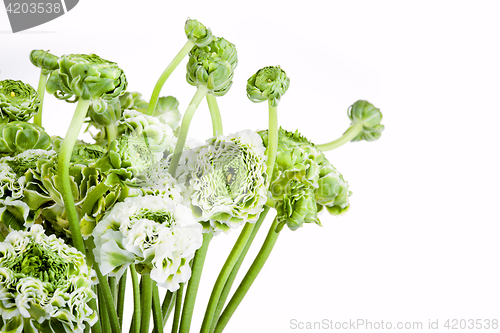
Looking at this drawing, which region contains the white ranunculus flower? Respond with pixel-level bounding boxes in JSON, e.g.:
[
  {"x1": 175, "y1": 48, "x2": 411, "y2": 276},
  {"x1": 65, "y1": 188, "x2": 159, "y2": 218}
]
[{"x1": 92, "y1": 194, "x2": 203, "y2": 291}]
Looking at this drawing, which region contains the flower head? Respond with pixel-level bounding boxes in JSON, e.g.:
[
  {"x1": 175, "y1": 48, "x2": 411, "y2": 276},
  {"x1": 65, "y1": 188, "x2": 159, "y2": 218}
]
[
  {"x1": 46, "y1": 53, "x2": 127, "y2": 110},
  {"x1": 29, "y1": 50, "x2": 59, "y2": 75},
  {"x1": 0, "y1": 79, "x2": 41, "y2": 123},
  {"x1": 0, "y1": 225, "x2": 96, "y2": 333},
  {"x1": 186, "y1": 51, "x2": 233, "y2": 96},
  {"x1": 246, "y1": 66, "x2": 290, "y2": 107},
  {"x1": 0, "y1": 121, "x2": 51, "y2": 157},
  {"x1": 191, "y1": 37, "x2": 238, "y2": 70},
  {"x1": 92, "y1": 194, "x2": 203, "y2": 291},
  {"x1": 259, "y1": 128, "x2": 350, "y2": 230},
  {"x1": 185, "y1": 19, "x2": 214, "y2": 47},
  {"x1": 178, "y1": 130, "x2": 268, "y2": 233},
  {"x1": 347, "y1": 100, "x2": 384, "y2": 142}
]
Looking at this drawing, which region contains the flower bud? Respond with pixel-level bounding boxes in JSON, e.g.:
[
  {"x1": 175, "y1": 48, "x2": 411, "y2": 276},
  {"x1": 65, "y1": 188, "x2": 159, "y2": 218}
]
[
  {"x1": 348, "y1": 100, "x2": 385, "y2": 142},
  {"x1": 29, "y1": 49, "x2": 59, "y2": 75},
  {"x1": 186, "y1": 51, "x2": 233, "y2": 96},
  {"x1": 185, "y1": 18, "x2": 214, "y2": 47},
  {"x1": 246, "y1": 66, "x2": 290, "y2": 107}
]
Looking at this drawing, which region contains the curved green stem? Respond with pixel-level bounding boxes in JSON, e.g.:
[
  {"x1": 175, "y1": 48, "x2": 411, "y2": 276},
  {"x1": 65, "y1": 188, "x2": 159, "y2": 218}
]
[
  {"x1": 266, "y1": 101, "x2": 278, "y2": 184},
  {"x1": 316, "y1": 122, "x2": 363, "y2": 151},
  {"x1": 214, "y1": 217, "x2": 281, "y2": 333},
  {"x1": 200, "y1": 222, "x2": 256, "y2": 333},
  {"x1": 171, "y1": 283, "x2": 184, "y2": 333},
  {"x1": 206, "y1": 94, "x2": 223, "y2": 136},
  {"x1": 57, "y1": 99, "x2": 90, "y2": 254},
  {"x1": 148, "y1": 40, "x2": 195, "y2": 116},
  {"x1": 168, "y1": 85, "x2": 209, "y2": 177},
  {"x1": 152, "y1": 282, "x2": 164, "y2": 333},
  {"x1": 179, "y1": 233, "x2": 213, "y2": 333},
  {"x1": 140, "y1": 274, "x2": 153, "y2": 333},
  {"x1": 209, "y1": 207, "x2": 270, "y2": 333},
  {"x1": 33, "y1": 71, "x2": 47, "y2": 127},
  {"x1": 130, "y1": 265, "x2": 141, "y2": 333}
]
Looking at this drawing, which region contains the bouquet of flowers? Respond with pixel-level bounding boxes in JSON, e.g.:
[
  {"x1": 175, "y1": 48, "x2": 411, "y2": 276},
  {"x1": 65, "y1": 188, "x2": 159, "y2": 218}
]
[{"x1": 0, "y1": 19, "x2": 384, "y2": 333}]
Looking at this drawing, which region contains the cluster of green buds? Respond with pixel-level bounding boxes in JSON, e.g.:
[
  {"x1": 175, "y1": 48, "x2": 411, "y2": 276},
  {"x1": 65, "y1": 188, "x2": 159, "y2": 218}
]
[
  {"x1": 0, "y1": 79, "x2": 41, "y2": 122},
  {"x1": 46, "y1": 53, "x2": 127, "y2": 109},
  {"x1": 259, "y1": 128, "x2": 350, "y2": 231},
  {"x1": 0, "y1": 225, "x2": 97, "y2": 333}
]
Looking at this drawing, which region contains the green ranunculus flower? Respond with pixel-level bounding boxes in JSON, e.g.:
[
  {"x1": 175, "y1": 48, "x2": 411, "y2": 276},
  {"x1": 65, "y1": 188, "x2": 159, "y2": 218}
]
[
  {"x1": 259, "y1": 128, "x2": 350, "y2": 227},
  {"x1": 185, "y1": 18, "x2": 214, "y2": 47},
  {"x1": 0, "y1": 225, "x2": 97, "y2": 333},
  {"x1": 87, "y1": 97, "x2": 121, "y2": 127},
  {"x1": 0, "y1": 121, "x2": 51, "y2": 156},
  {"x1": 177, "y1": 130, "x2": 268, "y2": 233},
  {"x1": 191, "y1": 37, "x2": 238, "y2": 70},
  {"x1": 29, "y1": 49, "x2": 59, "y2": 75},
  {"x1": 275, "y1": 181, "x2": 320, "y2": 231},
  {"x1": 348, "y1": 100, "x2": 385, "y2": 142},
  {"x1": 186, "y1": 51, "x2": 234, "y2": 96},
  {"x1": 46, "y1": 53, "x2": 127, "y2": 110},
  {"x1": 246, "y1": 66, "x2": 290, "y2": 107},
  {"x1": 0, "y1": 79, "x2": 41, "y2": 122}
]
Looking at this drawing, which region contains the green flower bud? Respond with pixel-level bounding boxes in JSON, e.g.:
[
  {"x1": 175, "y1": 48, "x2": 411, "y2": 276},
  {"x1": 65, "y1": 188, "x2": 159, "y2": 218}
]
[
  {"x1": 29, "y1": 49, "x2": 59, "y2": 75},
  {"x1": 191, "y1": 37, "x2": 238, "y2": 70},
  {"x1": 185, "y1": 18, "x2": 213, "y2": 47},
  {"x1": 276, "y1": 181, "x2": 320, "y2": 231},
  {"x1": 0, "y1": 79, "x2": 41, "y2": 122},
  {"x1": 246, "y1": 66, "x2": 290, "y2": 107},
  {"x1": 0, "y1": 121, "x2": 51, "y2": 156},
  {"x1": 88, "y1": 97, "x2": 121, "y2": 126},
  {"x1": 186, "y1": 51, "x2": 233, "y2": 96},
  {"x1": 348, "y1": 100, "x2": 385, "y2": 142},
  {"x1": 46, "y1": 53, "x2": 127, "y2": 109}
]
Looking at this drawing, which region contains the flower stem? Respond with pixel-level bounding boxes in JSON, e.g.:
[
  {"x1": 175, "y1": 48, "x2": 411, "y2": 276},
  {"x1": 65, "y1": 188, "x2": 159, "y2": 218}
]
[
  {"x1": 152, "y1": 282, "x2": 164, "y2": 333},
  {"x1": 106, "y1": 123, "x2": 117, "y2": 148},
  {"x1": 57, "y1": 99, "x2": 91, "y2": 255},
  {"x1": 88, "y1": 296, "x2": 102, "y2": 333},
  {"x1": 206, "y1": 94, "x2": 223, "y2": 136},
  {"x1": 315, "y1": 122, "x2": 363, "y2": 151},
  {"x1": 266, "y1": 101, "x2": 278, "y2": 184},
  {"x1": 98, "y1": 286, "x2": 111, "y2": 333},
  {"x1": 214, "y1": 217, "x2": 281, "y2": 333},
  {"x1": 162, "y1": 291, "x2": 176, "y2": 325},
  {"x1": 117, "y1": 274, "x2": 127, "y2": 329},
  {"x1": 33, "y1": 71, "x2": 47, "y2": 127},
  {"x1": 140, "y1": 274, "x2": 153, "y2": 333},
  {"x1": 200, "y1": 222, "x2": 256, "y2": 333},
  {"x1": 209, "y1": 207, "x2": 270, "y2": 333},
  {"x1": 147, "y1": 40, "x2": 196, "y2": 116},
  {"x1": 87, "y1": 237, "x2": 121, "y2": 333},
  {"x1": 130, "y1": 265, "x2": 141, "y2": 333},
  {"x1": 171, "y1": 283, "x2": 185, "y2": 333},
  {"x1": 179, "y1": 232, "x2": 213, "y2": 333},
  {"x1": 168, "y1": 85, "x2": 209, "y2": 177}
]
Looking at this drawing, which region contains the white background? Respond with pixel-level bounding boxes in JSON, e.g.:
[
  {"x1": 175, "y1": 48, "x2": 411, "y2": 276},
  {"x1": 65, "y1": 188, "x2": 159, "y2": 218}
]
[{"x1": 1, "y1": 1, "x2": 500, "y2": 332}]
